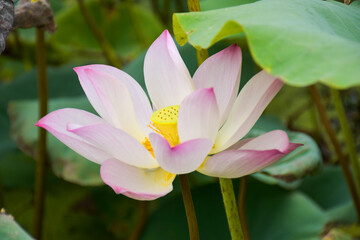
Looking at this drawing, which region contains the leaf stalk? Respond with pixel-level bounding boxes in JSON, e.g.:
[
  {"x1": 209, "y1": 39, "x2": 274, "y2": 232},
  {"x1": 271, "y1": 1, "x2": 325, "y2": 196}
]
[
  {"x1": 309, "y1": 85, "x2": 360, "y2": 221},
  {"x1": 179, "y1": 174, "x2": 200, "y2": 240},
  {"x1": 219, "y1": 178, "x2": 245, "y2": 240},
  {"x1": 33, "y1": 28, "x2": 48, "y2": 240}
]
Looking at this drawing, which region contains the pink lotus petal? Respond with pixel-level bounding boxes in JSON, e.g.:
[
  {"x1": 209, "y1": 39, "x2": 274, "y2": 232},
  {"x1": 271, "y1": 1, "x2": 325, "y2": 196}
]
[
  {"x1": 35, "y1": 108, "x2": 112, "y2": 164},
  {"x1": 214, "y1": 70, "x2": 284, "y2": 153},
  {"x1": 144, "y1": 30, "x2": 194, "y2": 110},
  {"x1": 68, "y1": 123, "x2": 159, "y2": 169},
  {"x1": 193, "y1": 45, "x2": 242, "y2": 125},
  {"x1": 74, "y1": 65, "x2": 152, "y2": 138},
  {"x1": 178, "y1": 88, "x2": 220, "y2": 142},
  {"x1": 101, "y1": 159, "x2": 174, "y2": 200},
  {"x1": 199, "y1": 130, "x2": 301, "y2": 178},
  {"x1": 239, "y1": 130, "x2": 290, "y2": 152},
  {"x1": 149, "y1": 133, "x2": 213, "y2": 174}
]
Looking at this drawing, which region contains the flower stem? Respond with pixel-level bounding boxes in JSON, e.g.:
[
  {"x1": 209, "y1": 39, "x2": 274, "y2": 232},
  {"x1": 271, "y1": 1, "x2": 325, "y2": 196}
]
[
  {"x1": 186, "y1": 0, "x2": 209, "y2": 66},
  {"x1": 33, "y1": 28, "x2": 48, "y2": 240},
  {"x1": 330, "y1": 89, "x2": 360, "y2": 203},
  {"x1": 0, "y1": 173, "x2": 4, "y2": 209},
  {"x1": 238, "y1": 177, "x2": 250, "y2": 240},
  {"x1": 77, "y1": 0, "x2": 122, "y2": 69},
  {"x1": 308, "y1": 85, "x2": 360, "y2": 221},
  {"x1": 219, "y1": 178, "x2": 245, "y2": 240},
  {"x1": 187, "y1": 0, "x2": 200, "y2": 11},
  {"x1": 179, "y1": 174, "x2": 199, "y2": 240}
]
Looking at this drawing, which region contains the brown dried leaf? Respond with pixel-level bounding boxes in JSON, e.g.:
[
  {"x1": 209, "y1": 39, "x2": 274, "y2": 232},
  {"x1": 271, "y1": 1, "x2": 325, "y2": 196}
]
[{"x1": 0, "y1": 0, "x2": 14, "y2": 53}]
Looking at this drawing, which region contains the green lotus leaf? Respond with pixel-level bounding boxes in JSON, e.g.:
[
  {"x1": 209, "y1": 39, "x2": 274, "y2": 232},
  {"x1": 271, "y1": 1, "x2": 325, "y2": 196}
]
[{"x1": 173, "y1": 0, "x2": 360, "y2": 89}]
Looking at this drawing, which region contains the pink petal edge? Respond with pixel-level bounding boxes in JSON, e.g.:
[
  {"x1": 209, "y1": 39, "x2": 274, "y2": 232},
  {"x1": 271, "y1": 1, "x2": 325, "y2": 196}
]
[
  {"x1": 100, "y1": 158, "x2": 174, "y2": 201},
  {"x1": 149, "y1": 133, "x2": 213, "y2": 174}
]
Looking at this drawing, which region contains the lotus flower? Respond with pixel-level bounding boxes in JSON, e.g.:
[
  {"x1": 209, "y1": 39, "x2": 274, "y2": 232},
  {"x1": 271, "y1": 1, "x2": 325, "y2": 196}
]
[{"x1": 36, "y1": 30, "x2": 300, "y2": 200}]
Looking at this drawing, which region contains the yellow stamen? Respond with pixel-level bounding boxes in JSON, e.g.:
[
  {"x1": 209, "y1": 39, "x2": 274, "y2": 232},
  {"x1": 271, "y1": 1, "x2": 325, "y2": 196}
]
[
  {"x1": 142, "y1": 137, "x2": 154, "y2": 158},
  {"x1": 150, "y1": 105, "x2": 180, "y2": 146}
]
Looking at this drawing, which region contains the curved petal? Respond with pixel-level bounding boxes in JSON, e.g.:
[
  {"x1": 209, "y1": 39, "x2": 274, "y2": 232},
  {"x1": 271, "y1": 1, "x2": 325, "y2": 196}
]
[
  {"x1": 239, "y1": 130, "x2": 290, "y2": 151},
  {"x1": 101, "y1": 159, "x2": 175, "y2": 200},
  {"x1": 199, "y1": 130, "x2": 301, "y2": 178},
  {"x1": 178, "y1": 88, "x2": 220, "y2": 142},
  {"x1": 193, "y1": 44, "x2": 242, "y2": 125},
  {"x1": 35, "y1": 108, "x2": 112, "y2": 164},
  {"x1": 144, "y1": 30, "x2": 194, "y2": 110},
  {"x1": 214, "y1": 70, "x2": 284, "y2": 153},
  {"x1": 67, "y1": 123, "x2": 159, "y2": 169},
  {"x1": 74, "y1": 65, "x2": 152, "y2": 139},
  {"x1": 149, "y1": 133, "x2": 213, "y2": 174}
]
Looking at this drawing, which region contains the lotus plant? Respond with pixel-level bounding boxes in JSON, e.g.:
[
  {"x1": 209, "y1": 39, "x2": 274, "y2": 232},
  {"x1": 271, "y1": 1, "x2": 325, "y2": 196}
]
[{"x1": 36, "y1": 30, "x2": 300, "y2": 200}]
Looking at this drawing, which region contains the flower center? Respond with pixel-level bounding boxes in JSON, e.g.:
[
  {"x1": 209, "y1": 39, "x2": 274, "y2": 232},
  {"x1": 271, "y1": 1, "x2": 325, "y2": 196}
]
[{"x1": 150, "y1": 105, "x2": 180, "y2": 146}]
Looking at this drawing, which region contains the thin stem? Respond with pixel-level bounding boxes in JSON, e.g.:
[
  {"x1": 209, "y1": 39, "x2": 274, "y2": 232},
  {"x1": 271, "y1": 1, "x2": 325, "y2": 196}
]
[
  {"x1": 330, "y1": 90, "x2": 360, "y2": 194},
  {"x1": 33, "y1": 28, "x2": 48, "y2": 240},
  {"x1": 186, "y1": 0, "x2": 209, "y2": 66},
  {"x1": 77, "y1": 0, "x2": 122, "y2": 69},
  {"x1": 187, "y1": 0, "x2": 200, "y2": 11},
  {"x1": 219, "y1": 178, "x2": 245, "y2": 240},
  {"x1": 129, "y1": 201, "x2": 149, "y2": 240},
  {"x1": 0, "y1": 173, "x2": 4, "y2": 209},
  {"x1": 179, "y1": 174, "x2": 199, "y2": 240},
  {"x1": 238, "y1": 177, "x2": 249, "y2": 240},
  {"x1": 308, "y1": 85, "x2": 360, "y2": 221}
]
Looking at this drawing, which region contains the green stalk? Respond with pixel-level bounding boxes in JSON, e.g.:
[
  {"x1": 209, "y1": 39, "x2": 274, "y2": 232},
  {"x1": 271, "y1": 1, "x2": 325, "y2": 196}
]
[
  {"x1": 179, "y1": 174, "x2": 200, "y2": 240},
  {"x1": 33, "y1": 28, "x2": 48, "y2": 240},
  {"x1": 309, "y1": 85, "x2": 360, "y2": 221},
  {"x1": 219, "y1": 178, "x2": 245, "y2": 240},
  {"x1": 330, "y1": 89, "x2": 360, "y2": 200},
  {"x1": 77, "y1": 0, "x2": 122, "y2": 69}
]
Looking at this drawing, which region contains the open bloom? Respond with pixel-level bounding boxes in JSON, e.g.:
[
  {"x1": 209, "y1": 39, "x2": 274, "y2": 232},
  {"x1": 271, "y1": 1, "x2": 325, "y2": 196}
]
[{"x1": 36, "y1": 30, "x2": 300, "y2": 200}]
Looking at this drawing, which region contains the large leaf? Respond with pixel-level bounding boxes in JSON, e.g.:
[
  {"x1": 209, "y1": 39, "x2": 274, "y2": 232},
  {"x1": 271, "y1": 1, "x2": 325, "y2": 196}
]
[
  {"x1": 300, "y1": 166, "x2": 357, "y2": 224},
  {"x1": 173, "y1": 0, "x2": 360, "y2": 89},
  {"x1": 8, "y1": 97, "x2": 102, "y2": 186},
  {"x1": 200, "y1": 0, "x2": 258, "y2": 11},
  {"x1": 0, "y1": 211, "x2": 33, "y2": 240},
  {"x1": 300, "y1": 166, "x2": 353, "y2": 211}
]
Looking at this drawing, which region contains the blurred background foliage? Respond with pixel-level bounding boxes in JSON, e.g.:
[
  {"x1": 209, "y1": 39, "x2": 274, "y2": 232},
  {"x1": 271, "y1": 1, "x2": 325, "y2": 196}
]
[{"x1": 0, "y1": 0, "x2": 359, "y2": 239}]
